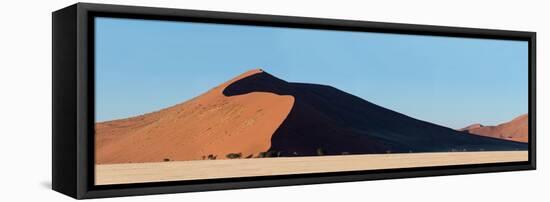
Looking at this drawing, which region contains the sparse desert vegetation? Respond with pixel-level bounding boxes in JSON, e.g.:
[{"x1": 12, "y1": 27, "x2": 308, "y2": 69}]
[
  {"x1": 195, "y1": 147, "x2": 503, "y2": 162},
  {"x1": 226, "y1": 153, "x2": 242, "y2": 159}
]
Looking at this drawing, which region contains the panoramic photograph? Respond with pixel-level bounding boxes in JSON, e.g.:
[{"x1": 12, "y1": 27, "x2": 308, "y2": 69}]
[{"x1": 94, "y1": 17, "x2": 528, "y2": 185}]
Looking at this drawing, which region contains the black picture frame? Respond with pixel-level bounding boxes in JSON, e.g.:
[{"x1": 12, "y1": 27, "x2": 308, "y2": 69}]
[{"x1": 52, "y1": 2, "x2": 536, "y2": 199}]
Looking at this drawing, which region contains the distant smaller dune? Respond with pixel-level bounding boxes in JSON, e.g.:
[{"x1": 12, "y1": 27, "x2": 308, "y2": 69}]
[{"x1": 460, "y1": 114, "x2": 528, "y2": 143}]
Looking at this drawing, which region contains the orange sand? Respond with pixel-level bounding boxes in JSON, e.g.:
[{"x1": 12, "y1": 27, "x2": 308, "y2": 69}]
[
  {"x1": 461, "y1": 114, "x2": 528, "y2": 143},
  {"x1": 95, "y1": 69, "x2": 294, "y2": 164}
]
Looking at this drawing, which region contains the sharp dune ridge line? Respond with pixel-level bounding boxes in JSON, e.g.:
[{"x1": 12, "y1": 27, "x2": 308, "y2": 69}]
[
  {"x1": 460, "y1": 114, "x2": 528, "y2": 143},
  {"x1": 96, "y1": 69, "x2": 294, "y2": 164},
  {"x1": 95, "y1": 151, "x2": 528, "y2": 185}
]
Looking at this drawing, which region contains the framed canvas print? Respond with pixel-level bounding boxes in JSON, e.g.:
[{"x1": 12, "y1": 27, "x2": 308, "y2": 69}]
[{"x1": 52, "y1": 3, "x2": 536, "y2": 199}]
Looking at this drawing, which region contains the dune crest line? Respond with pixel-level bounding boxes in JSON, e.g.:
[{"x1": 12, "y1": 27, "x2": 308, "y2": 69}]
[{"x1": 96, "y1": 69, "x2": 294, "y2": 164}]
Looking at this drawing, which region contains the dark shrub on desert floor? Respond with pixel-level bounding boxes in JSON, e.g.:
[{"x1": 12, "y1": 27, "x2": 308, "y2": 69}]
[
  {"x1": 316, "y1": 148, "x2": 326, "y2": 156},
  {"x1": 226, "y1": 153, "x2": 242, "y2": 159},
  {"x1": 257, "y1": 151, "x2": 280, "y2": 158}
]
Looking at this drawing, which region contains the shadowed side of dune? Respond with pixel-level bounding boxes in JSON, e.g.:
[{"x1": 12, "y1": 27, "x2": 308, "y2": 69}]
[{"x1": 223, "y1": 72, "x2": 527, "y2": 156}]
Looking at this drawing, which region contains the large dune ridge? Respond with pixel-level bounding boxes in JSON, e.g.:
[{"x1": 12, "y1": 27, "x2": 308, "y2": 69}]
[
  {"x1": 96, "y1": 69, "x2": 527, "y2": 164},
  {"x1": 96, "y1": 69, "x2": 294, "y2": 164},
  {"x1": 460, "y1": 114, "x2": 528, "y2": 143},
  {"x1": 223, "y1": 71, "x2": 526, "y2": 156}
]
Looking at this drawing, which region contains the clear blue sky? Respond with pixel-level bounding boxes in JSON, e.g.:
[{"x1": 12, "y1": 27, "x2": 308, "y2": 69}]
[{"x1": 95, "y1": 17, "x2": 528, "y2": 129}]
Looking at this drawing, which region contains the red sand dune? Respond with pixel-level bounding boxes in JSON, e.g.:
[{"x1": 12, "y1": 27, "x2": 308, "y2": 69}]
[
  {"x1": 460, "y1": 114, "x2": 528, "y2": 143},
  {"x1": 96, "y1": 69, "x2": 527, "y2": 164},
  {"x1": 96, "y1": 69, "x2": 294, "y2": 164}
]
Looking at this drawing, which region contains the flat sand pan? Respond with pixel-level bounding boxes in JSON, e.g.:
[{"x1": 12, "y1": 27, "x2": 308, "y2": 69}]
[{"x1": 96, "y1": 151, "x2": 528, "y2": 185}]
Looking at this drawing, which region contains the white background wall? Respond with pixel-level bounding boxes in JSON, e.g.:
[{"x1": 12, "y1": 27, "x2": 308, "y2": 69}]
[{"x1": 0, "y1": 0, "x2": 546, "y2": 201}]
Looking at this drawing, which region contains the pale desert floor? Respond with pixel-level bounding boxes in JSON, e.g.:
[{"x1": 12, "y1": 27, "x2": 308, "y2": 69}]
[{"x1": 95, "y1": 151, "x2": 528, "y2": 185}]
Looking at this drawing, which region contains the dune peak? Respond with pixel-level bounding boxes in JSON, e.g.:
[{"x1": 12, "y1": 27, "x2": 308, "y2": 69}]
[
  {"x1": 221, "y1": 68, "x2": 267, "y2": 86},
  {"x1": 240, "y1": 68, "x2": 265, "y2": 77}
]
